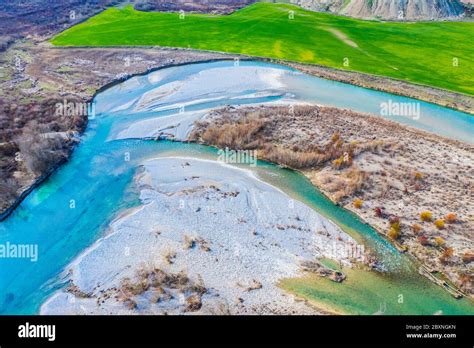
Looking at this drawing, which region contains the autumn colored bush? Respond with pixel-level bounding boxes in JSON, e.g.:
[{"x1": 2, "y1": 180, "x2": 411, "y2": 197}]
[
  {"x1": 418, "y1": 235, "x2": 430, "y2": 246},
  {"x1": 332, "y1": 155, "x2": 345, "y2": 169},
  {"x1": 414, "y1": 171, "x2": 423, "y2": 180},
  {"x1": 434, "y1": 219, "x2": 445, "y2": 229},
  {"x1": 411, "y1": 223, "x2": 422, "y2": 234},
  {"x1": 461, "y1": 252, "x2": 474, "y2": 263},
  {"x1": 420, "y1": 211, "x2": 433, "y2": 222},
  {"x1": 434, "y1": 236, "x2": 446, "y2": 246},
  {"x1": 445, "y1": 213, "x2": 457, "y2": 224},
  {"x1": 458, "y1": 273, "x2": 472, "y2": 287},
  {"x1": 387, "y1": 228, "x2": 400, "y2": 240},
  {"x1": 439, "y1": 247, "x2": 454, "y2": 264},
  {"x1": 389, "y1": 216, "x2": 401, "y2": 233},
  {"x1": 374, "y1": 207, "x2": 384, "y2": 218},
  {"x1": 353, "y1": 198, "x2": 363, "y2": 209}
]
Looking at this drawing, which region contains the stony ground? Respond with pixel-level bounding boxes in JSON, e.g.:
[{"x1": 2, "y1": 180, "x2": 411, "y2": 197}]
[{"x1": 41, "y1": 157, "x2": 361, "y2": 314}]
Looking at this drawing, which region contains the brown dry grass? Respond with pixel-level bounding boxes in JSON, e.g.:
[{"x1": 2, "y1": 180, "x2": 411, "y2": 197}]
[
  {"x1": 192, "y1": 106, "x2": 378, "y2": 171},
  {"x1": 116, "y1": 265, "x2": 207, "y2": 312}
]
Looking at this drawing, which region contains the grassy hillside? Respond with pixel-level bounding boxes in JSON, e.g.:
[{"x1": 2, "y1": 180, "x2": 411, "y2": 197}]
[{"x1": 51, "y1": 3, "x2": 474, "y2": 95}]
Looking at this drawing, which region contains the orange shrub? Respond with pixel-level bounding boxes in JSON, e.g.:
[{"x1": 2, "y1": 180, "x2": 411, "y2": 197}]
[
  {"x1": 414, "y1": 172, "x2": 423, "y2": 180},
  {"x1": 459, "y1": 273, "x2": 472, "y2": 286},
  {"x1": 461, "y1": 252, "x2": 474, "y2": 263},
  {"x1": 434, "y1": 219, "x2": 445, "y2": 229},
  {"x1": 439, "y1": 247, "x2": 454, "y2": 264},
  {"x1": 420, "y1": 211, "x2": 433, "y2": 222},
  {"x1": 353, "y1": 198, "x2": 363, "y2": 209},
  {"x1": 411, "y1": 224, "x2": 422, "y2": 234},
  {"x1": 445, "y1": 213, "x2": 457, "y2": 224},
  {"x1": 443, "y1": 247, "x2": 454, "y2": 257}
]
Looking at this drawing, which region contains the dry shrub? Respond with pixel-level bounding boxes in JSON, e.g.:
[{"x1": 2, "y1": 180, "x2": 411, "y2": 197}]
[
  {"x1": 418, "y1": 235, "x2": 430, "y2": 246},
  {"x1": 411, "y1": 224, "x2": 422, "y2": 234},
  {"x1": 332, "y1": 155, "x2": 345, "y2": 169},
  {"x1": 0, "y1": 178, "x2": 19, "y2": 206},
  {"x1": 261, "y1": 144, "x2": 326, "y2": 169},
  {"x1": 434, "y1": 236, "x2": 445, "y2": 246},
  {"x1": 118, "y1": 266, "x2": 207, "y2": 311},
  {"x1": 201, "y1": 115, "x2": 265, "y2": 150},
  {"x1": 163, "y1": 250, "x2": 177, "y2": 265},
  {"x1": 434, "y1": 219, "x2": 445, "y2": 230},
  {"x1": 343, "y1": 168, "x2": 366, "y2": 196},
  {"x1": 185, "y1": 294, "x2": 202, "y2": 312},
  {"x1": 125, "y1": 299, "x2": 137, "y2": 310},
  {"x1": 356, "y1": 140, "x2": 384, "y2": 155},
  {"x1": 387, "y1": 228, "x2": 400, "y2": 240},
  {"x1": 445, "y1": 213, "x2": 457, "y2": 224},
  {"x1": 15, "y1": 120, "x2": 70, "y2": 176},
  {"x1": 353, "y1": 198, "x2": 363, "y2": 209},
  {"x1": 461, "y1": 252, "x2": 474, "y2": 263},
  {"x1": 183, "y1": 235, "x2": 196, "y2": 249},
  {"x1": 321, "y1": 167, "x2": 367, "y2": 203},
  {"x1": 420, "y1": 211, "x2": 433, "y2": 222},
  {"x1": 194, "y1": 109, "x2": 370, "y2": 171},
  {"x1": 414, "y1": 172, "x2": 423, "y2": 180},
  {"x1": 458, "y1": 273, "x2": 472, "y2": 288},
  {"x1": 246, "y1": 279, "x2": 263, "y2": 292},
  {"x1": 439, "y1": 247, "x2": 454, "y2": 264}
]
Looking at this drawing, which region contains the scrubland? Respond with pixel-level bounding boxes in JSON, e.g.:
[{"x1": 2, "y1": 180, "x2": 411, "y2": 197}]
[{"x1": 190, "y1": 104, "x2": 474, "y2": 295}]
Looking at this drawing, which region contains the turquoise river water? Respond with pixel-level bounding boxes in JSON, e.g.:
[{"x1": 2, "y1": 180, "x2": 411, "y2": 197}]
[{"x1": 0, "y1": 60, "x2": 472, "y2": 314}]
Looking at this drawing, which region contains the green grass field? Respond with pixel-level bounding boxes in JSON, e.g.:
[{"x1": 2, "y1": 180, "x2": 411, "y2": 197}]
[{"x1": 51, "y1": 3, "x2": 474, "y2": 95}]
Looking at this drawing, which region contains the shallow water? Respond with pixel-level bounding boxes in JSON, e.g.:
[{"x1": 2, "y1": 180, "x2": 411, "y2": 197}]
[{"x1": 0, "y1": 60, "x2": 472, "y2": 314}]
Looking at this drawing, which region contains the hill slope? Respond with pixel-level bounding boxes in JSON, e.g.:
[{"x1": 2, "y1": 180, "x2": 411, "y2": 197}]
[{"x1": 295, "y1": 0, "x2": 469, "y2": 20}]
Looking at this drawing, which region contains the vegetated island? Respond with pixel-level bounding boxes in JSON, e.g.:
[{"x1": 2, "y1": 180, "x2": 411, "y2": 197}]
[{"x1": 188, "y1": 104, "x2": 474, "y2": 297}]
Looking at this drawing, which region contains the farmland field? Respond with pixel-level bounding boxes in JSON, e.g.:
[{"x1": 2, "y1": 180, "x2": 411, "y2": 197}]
[{"x1": 51, "y1": 2, "x2": 474, "y2": 95}]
